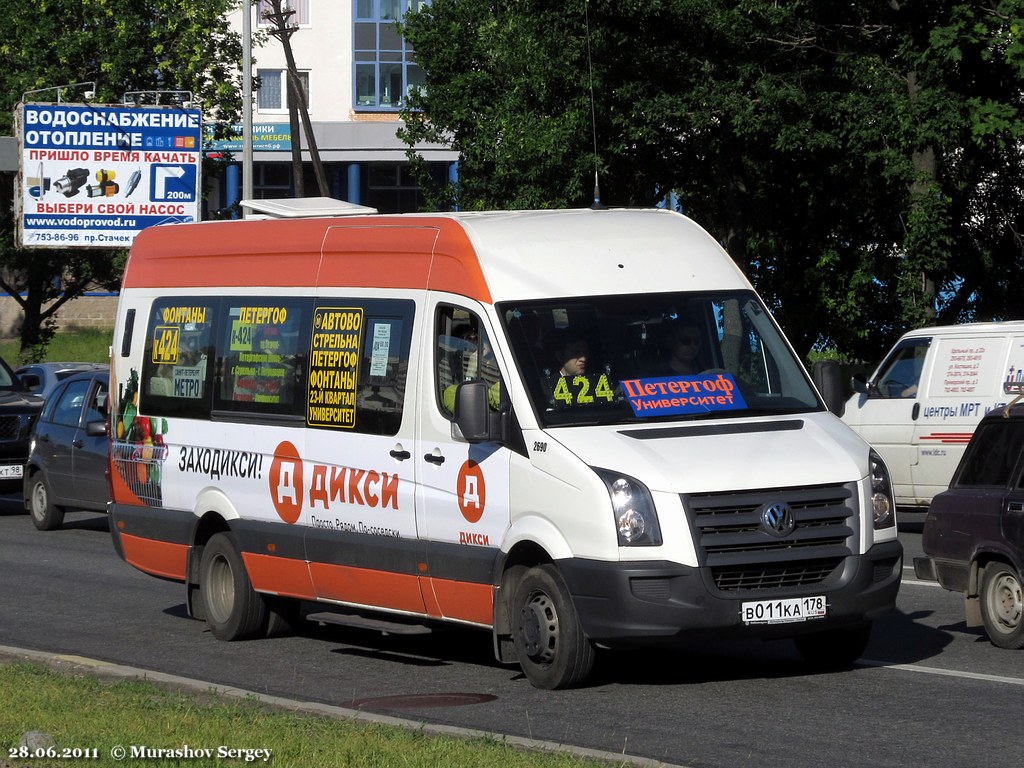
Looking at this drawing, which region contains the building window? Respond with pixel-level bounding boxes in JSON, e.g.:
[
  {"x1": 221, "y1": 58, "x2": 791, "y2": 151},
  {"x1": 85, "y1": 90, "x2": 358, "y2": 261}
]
[
  {"x1": 354, "y1": 0, "x2": 426, "y2": 110},
  {"x1": 257, "y1": 69, "x2": 310, "y2": 112},
  {"x1": 253, "y1": 163, "x2": 293, "y2": 198},
  {"x1": 258, "y1": 0, "x2": 310, "y2": 27}
]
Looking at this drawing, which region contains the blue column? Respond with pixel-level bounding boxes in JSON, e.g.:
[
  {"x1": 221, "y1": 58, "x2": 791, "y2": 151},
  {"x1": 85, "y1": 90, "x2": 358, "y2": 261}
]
[
  {"x1": 657, "y1": 189, "x2": 681, "y2": 214},
  {"x1": 449, "y1": 161, "x2": 459, "y2": 211},
  {"x1": 225, "y1": 163, "x2": 240, "y2": 219},
  {"x1": 347, "y1": 163, "x2": 361, "y2": 205}
]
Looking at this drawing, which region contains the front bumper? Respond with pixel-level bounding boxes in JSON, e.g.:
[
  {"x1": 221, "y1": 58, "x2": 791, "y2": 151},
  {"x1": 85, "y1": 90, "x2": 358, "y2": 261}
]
[{"x1": 559, "y1": 539, "x2": 903, "y2": 647}]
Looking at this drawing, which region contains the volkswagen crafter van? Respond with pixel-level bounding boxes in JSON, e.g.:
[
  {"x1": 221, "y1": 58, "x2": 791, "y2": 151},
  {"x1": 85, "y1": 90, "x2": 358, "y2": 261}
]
[{"x1": 108, "y1": 207, "x2": 902, "y2": 689}]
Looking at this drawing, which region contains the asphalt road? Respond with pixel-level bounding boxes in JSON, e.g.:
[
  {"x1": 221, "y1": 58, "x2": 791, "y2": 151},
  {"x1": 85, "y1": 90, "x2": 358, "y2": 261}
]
[{"x1": 2, "y1": 498, "x2": 1021, "y2": 768}]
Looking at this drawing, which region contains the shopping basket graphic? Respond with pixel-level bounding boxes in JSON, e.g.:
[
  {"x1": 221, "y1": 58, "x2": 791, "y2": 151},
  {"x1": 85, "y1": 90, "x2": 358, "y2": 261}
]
[{"x1": 112, "y1": 440, "x2": 168, "y2": 506}]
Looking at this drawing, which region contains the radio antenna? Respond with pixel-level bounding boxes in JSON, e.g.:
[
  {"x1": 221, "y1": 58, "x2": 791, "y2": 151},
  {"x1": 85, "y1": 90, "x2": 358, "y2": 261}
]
[{"x1": 585, "y1": 1, "x2": 604, "y2": 209}]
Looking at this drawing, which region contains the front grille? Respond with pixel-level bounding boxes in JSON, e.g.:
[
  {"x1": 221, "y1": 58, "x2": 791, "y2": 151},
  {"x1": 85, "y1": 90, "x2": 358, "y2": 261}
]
[
  {"x1": 0, "y1": 416, "x2": 21, "y2": 441},
  {"x1": 713, "y1": 557, "x2": 843, "y2": 590},
  {"x1": 686, "y1": 483, "x2": 856, "y2": 592}
]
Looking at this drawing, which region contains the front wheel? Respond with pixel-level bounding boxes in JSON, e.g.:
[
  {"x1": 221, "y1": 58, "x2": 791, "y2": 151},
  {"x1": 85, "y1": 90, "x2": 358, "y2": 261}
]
[
  {"x1": 199, "y1": 532, "x2": 268, "y2": 641},
  {"x1": 980, "y1": 563, "x2": 1024, "y2": 649},
  {"x1": 793, "y1": 622, "x2": 872, "y2": 669},
  {"x1": 28, "y1": 474, "x2": 65, "y2": 531},
  {"x1": 512, "y1": 564, "x2": 595, "y2": 690}
]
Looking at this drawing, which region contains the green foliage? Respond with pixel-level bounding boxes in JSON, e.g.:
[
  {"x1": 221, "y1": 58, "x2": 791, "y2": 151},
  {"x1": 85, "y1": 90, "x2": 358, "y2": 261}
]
[
  {"x1": 0, "y1": 0, "x2": 243, "y2": 131},
  {"x1": 400, "y1": 0, "x2": 1024, "y2": 363},
  {"x1": 0, "y1": 0, "x2": 243, "y2": 355}
]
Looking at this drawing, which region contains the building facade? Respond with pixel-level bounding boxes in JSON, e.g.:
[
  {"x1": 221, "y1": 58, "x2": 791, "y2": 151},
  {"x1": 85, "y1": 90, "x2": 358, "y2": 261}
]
[{"x1": 210, "y1": 0, "x2": 456, "y2": 216}]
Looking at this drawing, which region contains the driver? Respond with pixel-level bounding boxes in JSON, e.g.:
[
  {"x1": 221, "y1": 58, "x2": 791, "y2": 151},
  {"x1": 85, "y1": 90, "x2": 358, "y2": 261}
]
[{"x1": 665, "y1": 320, "x2": 702, "y2": 375}]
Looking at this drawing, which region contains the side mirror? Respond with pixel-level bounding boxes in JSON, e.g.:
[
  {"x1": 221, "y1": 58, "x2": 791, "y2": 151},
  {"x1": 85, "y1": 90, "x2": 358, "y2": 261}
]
[
  {"x1": 453, "y1": 381, "x2": 502, "y2": 443},
  {"x1": 813, "y1": 361, "x2": 845, "y2": 416},
  {"x1": 86, "y1": 420, "x2": 107, "y2": 437},
  {"x1": 850, "y1": 373, "x2": 870, "y2": 395}
]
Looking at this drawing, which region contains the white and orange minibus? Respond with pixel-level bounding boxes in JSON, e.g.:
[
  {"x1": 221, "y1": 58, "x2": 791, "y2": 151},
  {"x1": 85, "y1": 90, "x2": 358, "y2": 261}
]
[{"x1": 109, "y1": 207, "x2": 902, "y2": 689}]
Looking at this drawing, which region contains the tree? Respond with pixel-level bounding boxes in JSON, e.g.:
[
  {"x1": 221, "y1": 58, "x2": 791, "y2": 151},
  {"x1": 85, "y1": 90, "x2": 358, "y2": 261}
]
[
  {"x1": 400, "y1": 0, "x2": 1024, "y2": 362},
  {"x1": 0, "y1": 0, "x2": 244, "y2": 357}
]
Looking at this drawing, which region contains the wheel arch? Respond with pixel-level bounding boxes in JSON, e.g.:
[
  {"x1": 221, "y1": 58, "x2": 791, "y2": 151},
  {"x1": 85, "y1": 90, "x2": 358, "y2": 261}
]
[
  {"x1": 491, "y1": 537, "x2": 558, "y2": 664},
  {"x1": 968, "y1": 549, "x2": 1024, "y2": 628}
]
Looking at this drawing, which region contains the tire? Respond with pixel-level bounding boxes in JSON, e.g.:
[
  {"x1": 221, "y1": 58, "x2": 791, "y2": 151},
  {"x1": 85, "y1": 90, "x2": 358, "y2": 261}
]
[
  {"x1": 28, "y1": 474, "x2": 65, "y2": 532},
  {"x1": 512, "y1": 564, "x2": 596, "y2": 690},
  {"x1": 980, "y1": 563, "x2": 1024, "y2": 650},
  {"x1": 199, "y1": 532, "x2": 267, "y2": 641},
  {"x1": 264, "y1": 597, "x2": 300, "y2": 638},
  {"x1": 793, "y1": 622, "x2": 872, "y2": 669}
]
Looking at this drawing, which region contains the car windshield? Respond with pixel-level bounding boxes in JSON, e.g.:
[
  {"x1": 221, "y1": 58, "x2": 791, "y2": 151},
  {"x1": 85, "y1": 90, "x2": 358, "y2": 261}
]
[
  {"x1": 0, "y1": 358, "x2": 21, "y2": 389},
  {"x1": 499, "y1": 290, "x2": 821, "y2": 427}
]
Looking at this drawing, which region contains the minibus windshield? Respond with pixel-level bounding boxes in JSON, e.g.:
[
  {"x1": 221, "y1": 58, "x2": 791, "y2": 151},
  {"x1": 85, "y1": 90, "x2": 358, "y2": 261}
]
[{"x1": 499, "y1": 291, "x2": 821, "y2": 427}]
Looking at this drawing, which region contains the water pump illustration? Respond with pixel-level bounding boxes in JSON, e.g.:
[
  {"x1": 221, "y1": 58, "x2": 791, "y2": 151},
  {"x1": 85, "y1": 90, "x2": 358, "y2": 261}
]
[
  {"x1": 53, "y1": 168, "x2": 89, "y2": 197},
  {"x1": 87, "y1": 169, "x2": 119, "y2": 198}
]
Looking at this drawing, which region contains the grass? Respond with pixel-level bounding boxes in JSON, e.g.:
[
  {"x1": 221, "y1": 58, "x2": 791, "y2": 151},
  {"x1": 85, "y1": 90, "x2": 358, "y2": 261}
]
[
  {"x1": 0, "y1": 328, "x2": 113, "y2": 367},
  {"x1": 0, "y1": 660, "x2": 623, "y2": 768}
]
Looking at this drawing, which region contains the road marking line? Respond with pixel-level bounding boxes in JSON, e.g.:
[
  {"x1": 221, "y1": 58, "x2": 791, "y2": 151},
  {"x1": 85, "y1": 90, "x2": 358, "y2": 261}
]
[
  {"x1": 860, "y1": 659, "x2": 1024, "y2": 686},
  {"x1": 900, "y1": 578, "x2": 943, "y2": 587}
]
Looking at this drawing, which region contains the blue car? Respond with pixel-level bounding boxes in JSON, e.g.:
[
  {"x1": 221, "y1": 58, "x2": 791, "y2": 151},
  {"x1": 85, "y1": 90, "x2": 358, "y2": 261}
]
[{"x1": 23, "y1": 369, "x2": 110, "y2": 530}]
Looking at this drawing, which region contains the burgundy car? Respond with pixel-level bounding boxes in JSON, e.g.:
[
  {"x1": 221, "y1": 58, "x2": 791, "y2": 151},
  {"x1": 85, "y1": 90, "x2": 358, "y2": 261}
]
[{"x1": 915, "y1": 382, "x2": 1024, "y2": 649}]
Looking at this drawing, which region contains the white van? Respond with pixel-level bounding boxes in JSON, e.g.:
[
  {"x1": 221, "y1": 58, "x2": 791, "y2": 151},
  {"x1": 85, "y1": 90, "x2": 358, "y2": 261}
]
[
  {"x1": 108, "y1": 207, "x2": 902, "y2": 689},
  {"x1": 841, "y1": 322, "x2": 1024, "y2": 511}
]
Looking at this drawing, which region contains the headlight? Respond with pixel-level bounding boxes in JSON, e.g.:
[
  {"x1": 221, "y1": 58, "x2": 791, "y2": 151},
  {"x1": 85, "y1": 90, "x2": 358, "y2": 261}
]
[
  {"x1": 593, "y1": 468, "x2": 662, "y2": 546},
  {"x1": 869, "y1": 449, "x2": 895, "y2": 529}
]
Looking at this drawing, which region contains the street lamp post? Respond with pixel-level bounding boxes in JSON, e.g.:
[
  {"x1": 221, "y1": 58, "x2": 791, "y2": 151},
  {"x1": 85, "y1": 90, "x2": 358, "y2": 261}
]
[{"x1": 242, "y1": 0, "x2": 254, "y2": 202}]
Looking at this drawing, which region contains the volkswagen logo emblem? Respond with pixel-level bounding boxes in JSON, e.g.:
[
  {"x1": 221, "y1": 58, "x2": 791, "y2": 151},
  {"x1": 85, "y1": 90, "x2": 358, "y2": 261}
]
[{"x1": 761, "y1": 501, "x2": 795, "y2": 537}]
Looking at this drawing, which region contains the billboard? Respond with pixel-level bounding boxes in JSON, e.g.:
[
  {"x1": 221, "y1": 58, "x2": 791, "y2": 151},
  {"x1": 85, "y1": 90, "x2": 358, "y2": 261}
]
[
  {"x1": 16, "y1": 103, "x2": 203, "y2": 248},
  {"x1": 204, "y1": 122, "x2": 292, "y2": 153}
]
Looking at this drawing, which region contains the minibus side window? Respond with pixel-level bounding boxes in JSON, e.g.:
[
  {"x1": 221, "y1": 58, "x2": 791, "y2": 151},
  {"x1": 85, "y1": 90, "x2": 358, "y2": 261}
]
[
  {"x1": 215, "y1": 298, "x2": 309, "y2": 418},
  {"x1": 355, "y1": 314, "x2": 409, "y2": 435},
  {"x1": 140, "y1": 298, "x2": 216, "y2": 420},
  {"x1": 307, "y1": 299, "x2": 414, "y2": 436}
]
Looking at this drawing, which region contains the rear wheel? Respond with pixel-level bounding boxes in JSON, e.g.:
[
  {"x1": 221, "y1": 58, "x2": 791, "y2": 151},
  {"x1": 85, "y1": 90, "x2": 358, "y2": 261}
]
[
  {"x1": 28, "y1": 474, "x2": 64, "y2": 531},
  {"x1": 199, "y1": 532, "x2": 267, "y2": 640},
  {"x1": 793, "y1": 622, "x2": 872, "y2": 669},
  {"x1": 512, "y1": 564, "x2": 595, "y2": 690},
  {"x1": 980, "y1": 563, "x2": 1024, "y2": 649}
]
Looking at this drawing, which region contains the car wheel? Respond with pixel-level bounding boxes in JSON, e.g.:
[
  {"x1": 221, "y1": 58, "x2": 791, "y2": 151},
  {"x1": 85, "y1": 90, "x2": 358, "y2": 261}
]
[
  {"x1": 199, "y1": 532, "x2": 268, "y2": 641},
  {"x1": 28, "y1": 474, "x2": 65, "y2": 532},
  {"x1": 980, "y1": 563, "x2": 1024, "y2": 649},
  {"x1": 793, "y1": 622, "x2": 872, "y2": 669},
  {"x1": 512, "y1": 564, "x2": 596, "y2": 690}
]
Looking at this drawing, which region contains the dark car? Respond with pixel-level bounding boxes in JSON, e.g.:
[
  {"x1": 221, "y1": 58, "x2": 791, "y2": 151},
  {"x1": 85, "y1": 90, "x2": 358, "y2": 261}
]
[
  {"x1": 23, "y1": 369, "x2": 110, "y2": 530},
  {"x1": 0, "y1": 356, "x2": 44, "y2": 495},
  {"x1": 17, "y1": 362, "x2": 109, "y2": 402},
  {"x1": 915, "y1": 382, "x2": 1024, "y2": 649}
]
